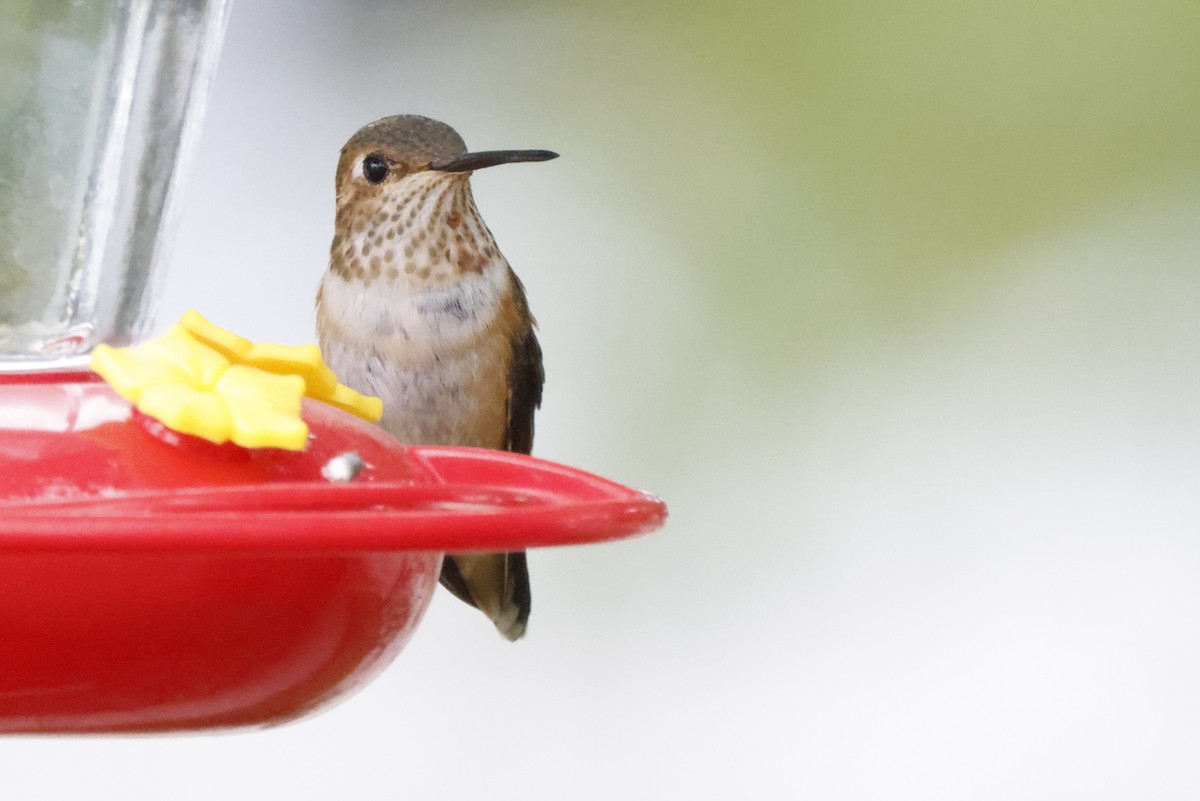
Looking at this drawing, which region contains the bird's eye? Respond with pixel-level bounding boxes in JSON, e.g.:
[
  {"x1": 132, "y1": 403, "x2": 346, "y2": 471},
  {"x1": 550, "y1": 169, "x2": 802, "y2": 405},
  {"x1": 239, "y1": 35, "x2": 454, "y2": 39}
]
[{"x1": 362, "y1": 154, "x2": 390, "y2": 184}]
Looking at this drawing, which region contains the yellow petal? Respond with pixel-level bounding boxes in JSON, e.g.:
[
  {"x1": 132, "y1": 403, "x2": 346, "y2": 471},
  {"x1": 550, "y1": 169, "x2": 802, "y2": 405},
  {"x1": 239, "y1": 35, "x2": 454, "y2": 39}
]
[
  {"x1": 148, "y1": 326, "x2": 231, "y2": 390},
  {"x1": 324, "y1": 382, "x2": 384, "y2": 422},
  {"x1": 137, "y1": 383, "x2": 233, "y2": 444},
  {"x1": 90, "y1": 343, "x2": 189, "y2": 404},
  {"x1": 179, "y1": 309, "x2": 253, "y2": 362},
  {"x1": 215, "y1": 365, "x2": 308, "y2": 450},
  {"x1": 244, "y1": 342, "x2": 340, "y2": 398}
]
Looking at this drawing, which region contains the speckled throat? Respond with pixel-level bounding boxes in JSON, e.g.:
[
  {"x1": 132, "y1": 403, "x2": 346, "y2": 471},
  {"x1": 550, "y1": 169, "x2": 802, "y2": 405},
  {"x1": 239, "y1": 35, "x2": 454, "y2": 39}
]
[{"x1": 329, "y1": 170, "x2": 500, "y2": 285}]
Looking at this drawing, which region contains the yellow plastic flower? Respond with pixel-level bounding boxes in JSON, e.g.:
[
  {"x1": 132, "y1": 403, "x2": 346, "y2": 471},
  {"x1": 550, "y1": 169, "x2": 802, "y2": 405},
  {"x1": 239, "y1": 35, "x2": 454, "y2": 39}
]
[
  {"x1": 90, "y1": 312, "x2": 383, "y2": 451},
  {"x1": 181, "y1": 311, "x2": 382, "y2": 421}
]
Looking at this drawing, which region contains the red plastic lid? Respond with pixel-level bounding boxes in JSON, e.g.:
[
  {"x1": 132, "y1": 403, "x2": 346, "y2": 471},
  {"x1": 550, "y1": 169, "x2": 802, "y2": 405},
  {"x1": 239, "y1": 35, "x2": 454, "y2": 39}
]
[{"x1": 0, "y1": 376, "x2": 667, "y2": 552}]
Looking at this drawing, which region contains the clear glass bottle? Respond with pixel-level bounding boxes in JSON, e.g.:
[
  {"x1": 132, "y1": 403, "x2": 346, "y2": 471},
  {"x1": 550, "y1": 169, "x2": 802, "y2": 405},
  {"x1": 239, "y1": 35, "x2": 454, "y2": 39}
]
[{"x1": 0, "y1": 0, "x2": 230, "y2": 371}]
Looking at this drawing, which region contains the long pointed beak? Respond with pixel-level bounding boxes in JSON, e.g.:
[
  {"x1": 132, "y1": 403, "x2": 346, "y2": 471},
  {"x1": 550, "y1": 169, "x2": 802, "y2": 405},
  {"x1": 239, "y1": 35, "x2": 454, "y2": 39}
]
[{"x1": 432, "y1": 149, "x2": 559, "y2": 173}]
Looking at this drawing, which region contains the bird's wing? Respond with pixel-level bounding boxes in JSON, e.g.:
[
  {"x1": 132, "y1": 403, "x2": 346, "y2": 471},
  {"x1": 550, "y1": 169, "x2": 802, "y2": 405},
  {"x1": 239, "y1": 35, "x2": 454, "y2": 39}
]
[
  {"x1": 504, "y1": 273, "x2": 544, "y2": 455},
  {"x1": 437, "y1": 270, "x2": 542, "y2": 640}
]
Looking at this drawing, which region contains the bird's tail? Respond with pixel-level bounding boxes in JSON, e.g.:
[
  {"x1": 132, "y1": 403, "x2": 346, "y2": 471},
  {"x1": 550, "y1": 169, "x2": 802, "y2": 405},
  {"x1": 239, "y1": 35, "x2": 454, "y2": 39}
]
[{"x1": 440, "y1": 551, "x2": 531, "y2": 641}]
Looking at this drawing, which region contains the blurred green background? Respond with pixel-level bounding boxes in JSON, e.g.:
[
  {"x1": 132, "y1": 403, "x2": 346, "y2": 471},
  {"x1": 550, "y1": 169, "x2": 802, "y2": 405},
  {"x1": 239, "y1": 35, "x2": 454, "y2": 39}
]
[
  {"x1": 6, "y1": 1, "x2": 1200, "y2": 798},
  {"x1": 516, "y1": 0, "x2": 1200, "y2": 347}
]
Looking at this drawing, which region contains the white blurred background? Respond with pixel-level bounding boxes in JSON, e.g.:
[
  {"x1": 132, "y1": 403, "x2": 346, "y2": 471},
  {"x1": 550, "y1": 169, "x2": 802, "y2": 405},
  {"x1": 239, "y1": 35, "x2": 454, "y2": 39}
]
[{"x1": 8, "y1": 0, "x2": 1200, "y2": 798}]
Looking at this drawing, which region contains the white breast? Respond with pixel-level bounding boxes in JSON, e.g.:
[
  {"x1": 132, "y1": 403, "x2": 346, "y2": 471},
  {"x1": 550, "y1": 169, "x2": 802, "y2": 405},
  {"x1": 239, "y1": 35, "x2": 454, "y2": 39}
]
[
  {"x1": 317, "y1": 259, "x2": 513, "y2": 446},
  {"x1": 319, "y1": 254, "x2": 509, "y2": 348}
]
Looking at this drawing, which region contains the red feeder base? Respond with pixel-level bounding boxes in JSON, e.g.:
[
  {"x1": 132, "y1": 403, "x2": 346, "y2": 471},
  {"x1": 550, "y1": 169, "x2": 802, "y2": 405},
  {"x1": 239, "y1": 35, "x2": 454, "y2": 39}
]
[{"x1": 0, "y1": 374, "x2": 665, "y2": 732}]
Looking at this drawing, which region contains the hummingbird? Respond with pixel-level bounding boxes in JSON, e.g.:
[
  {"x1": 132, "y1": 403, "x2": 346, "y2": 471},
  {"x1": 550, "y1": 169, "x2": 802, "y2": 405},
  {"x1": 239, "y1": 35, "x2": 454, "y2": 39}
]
[{"x1": 315, "y1": 114, "x2": 556, "y2": 641}]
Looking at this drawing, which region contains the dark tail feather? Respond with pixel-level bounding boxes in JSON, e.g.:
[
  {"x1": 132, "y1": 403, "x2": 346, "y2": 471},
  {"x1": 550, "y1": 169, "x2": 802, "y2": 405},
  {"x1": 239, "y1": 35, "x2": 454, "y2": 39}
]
[{"x1": 439, "y1": 551, "x2": 531, "y2": 641}]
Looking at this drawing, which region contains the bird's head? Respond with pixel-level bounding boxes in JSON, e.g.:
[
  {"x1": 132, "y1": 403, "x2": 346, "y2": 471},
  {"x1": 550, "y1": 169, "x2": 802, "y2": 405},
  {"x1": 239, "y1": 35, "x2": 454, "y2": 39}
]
[{"x1": 329, "y1": 114, "x2": 556, "y2": 284}]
